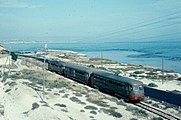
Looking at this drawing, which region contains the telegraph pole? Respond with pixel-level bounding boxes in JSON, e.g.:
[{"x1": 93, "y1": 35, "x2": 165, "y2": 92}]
[
  {"x1": 101, "y1": 51, "x2": 103, "y2": 68},
  {"x1": 8, "y1": 47, "x2": 11, "y2": 74},
  {"x1": 43, "y1": 44, "x2": 47, "y2": 101},
  {"x1": 162, "y1": 58, "x2": 164, "y2": 84}
]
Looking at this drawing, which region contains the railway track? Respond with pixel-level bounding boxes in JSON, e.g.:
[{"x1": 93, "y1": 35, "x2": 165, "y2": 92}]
[{"x1": 134, "y1": 102, "x2": 180, "y2": 120}]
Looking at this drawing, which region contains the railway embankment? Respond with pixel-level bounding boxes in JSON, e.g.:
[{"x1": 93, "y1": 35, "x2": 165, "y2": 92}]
[{"x1": 0, "y1": 49, "x2": 180, "y2": 120}]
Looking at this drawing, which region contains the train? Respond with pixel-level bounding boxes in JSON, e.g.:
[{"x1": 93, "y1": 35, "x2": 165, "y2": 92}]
[{"x1": 47, "y1": 60, "x2": 144, "y2": 102}]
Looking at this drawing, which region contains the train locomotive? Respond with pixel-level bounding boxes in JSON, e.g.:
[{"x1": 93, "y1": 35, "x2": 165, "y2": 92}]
[{"x1": 47, "y1": 60, "x2": 144, "y2": 102}]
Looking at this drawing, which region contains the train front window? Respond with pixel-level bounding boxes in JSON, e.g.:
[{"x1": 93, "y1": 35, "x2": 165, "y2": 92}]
[
  {"x1": 133, "y1": 85, "x2": 143, "y2": 91},
  {"x1": 133, "y1": 86, "x2": 139, "y2": 91},
  {"x1": 139, "y1": 86, "x2": 143, "y2": 90}
]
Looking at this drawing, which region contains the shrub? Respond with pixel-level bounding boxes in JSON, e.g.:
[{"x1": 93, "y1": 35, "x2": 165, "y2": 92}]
[
  {"x1": 54, "y1": 93, "x2": 60, "y2": 96},
  {"x1": 32, "y1": 103, "x2": 39, "y2": 110},
  {"x1": 87, "y1": 64, "x2": 95, "y2": 68},
  {"x1": 110, "y1": 107, "x2": 118, "y2": 110},
  {"x1": 54, "y1": 103, "x2": 66, "y2": 108},
  {"x1": 126, "y1": 106, "x2": 148, "y2": 117},
  {"x1": 80, "y1": 110, "x2": 85, "y2": 112},
  {"x1": 59, "y1": 90, "x2": 65, "y2": 93},
  {"x1": 0, "y1": 105, "x2": 4, "y2": 116},
  {"x1": 84, "y1": 105, "x2": 98, "y2": 110},
  {"x1": 47, "y1": 80, "x2": 68, "y2": 89},
  {"x1": 8, "y1": 82, "x2": 17, "y2": 87},
  {"x1": 90, "y1": 110, "x2": 97, "y2": 115},
  {"x1": 99, "y1": 108, "x2": 122, "y2": 118},
  {"x1": 148, "y1": 83, "x2": 158, "y2": 87},
  {"x1": 62, "y1": 94, "x2": 69, "y2": 98},
  {"x1": 74, "y1": 92, "x2": 83, "y2": 97},
  {"x1": 177, "y1": 77, "x2": 181, "y2": 81},
  {"x1": 152, "y1": 117, "x2": 163, "y2": 120},
  {"x1": 70, "y1": 97, "x2": 86, "y2": 105},
  {"x1": 130, "y1": 118, "x2": 137, "y2": 120},
  {"x1": 134, "y1": 71, "x2": 144, "y2": 74},
  {"x1": 61, "y1": 109, "x2": 68, "y2": 112},
  {"x1": 5, "y1": 89, "x2": 11, "y2": 93},
  {"x1": 86, "y1": 98, "x2": 110, "y2": 107}
]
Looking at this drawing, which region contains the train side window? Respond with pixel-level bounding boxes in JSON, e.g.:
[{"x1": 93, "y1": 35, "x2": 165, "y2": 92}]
[
  {"x1": 133, "y1": 86, "x2": 139, "y2": 91},
  {"x1": 139, "y1": 86, "x2": 144, "y2": 90},
  {"x1": 129, "y1": 86, "x2": 133, "y2": 91}
]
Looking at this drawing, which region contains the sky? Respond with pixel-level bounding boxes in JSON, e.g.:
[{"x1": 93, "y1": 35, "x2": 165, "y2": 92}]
[{"x1": 0, "y1": 0, "x2": 181, "y2": 43}]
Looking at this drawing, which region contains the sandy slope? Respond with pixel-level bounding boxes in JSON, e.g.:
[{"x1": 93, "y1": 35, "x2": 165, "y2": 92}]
[
  {"x1": 0, "y1": 59, "x2": 149, "y2": 120},
  {"x1": 0, "y1": 50, "x2": 180, "y2": 120}
]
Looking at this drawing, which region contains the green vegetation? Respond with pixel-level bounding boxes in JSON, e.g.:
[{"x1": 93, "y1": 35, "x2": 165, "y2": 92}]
[
  {"x1": 90, "y1": 110, "x2": 97, "y2": 115},
  {"x1": 62, "y1": 94, "x2": 69, "y2": 98},
  {"x1": 73, "y1": 92, "x2": 83, "y2": 97},
  {"x1": 70, "y1": 97, "x2": 86, "y2": 105},
  {"x1": 59, "y1": 90, "x2": 65, "y2": 93},
  {"x1": 0, "y1": 104, "x2": 4, "y2": 116},
  {"x1": 54, "y1": 93, "x2": 60, "y2": 96},
  {"x1": 130, "y1": 118, "x2": 137, "y2": 120},
  {"x1": 32, "y1": 103, "x2": 39, "y2": 110},
  {"x1": 54, "y1": 103, "x2": 66, "y2": 108},
  {"x1": 84, "y1": 105, "x2": 98, "y2": 110},
  {"x1": 126, "y1": 106, "x2": 148, "y2": 117},
  {"x1": 86, "y1": 98, "x2": 110, "y2": 107},
  {"x1": 87, "y1": 64, "x2": 95, "y2": 68},
  {"x1": 8, "y1": 81, "x2": 17, "y2": 87},
  {"x1": 134, "y1": 71, "x2": 144, "y2": 74},
  {"x1": 5, "y1": 89, "x2": 11, "y2": 93},
  {"x1": 46, "y1": 80, "x2": 68, "y2": 89},
  {"x1": 110, "y1": 107, "x2": 118, "y2": 110},
  {"x1": 151, "y1": 117, "x2": 163, "y2": 120},
  {"x1": 148, "y1": 83, "x2": 158, "y2": 87},
  {"x1": 10, "y1": 52, "x2": 18, "y2": 61},
  {"x1": 99, "y1": 108, "x2": 122, "y2": 118},
  {"x1": 80, "y1": 109, "x2": 85, "y2": 112},
  {"x1": 177, "y1": 77, "x2": 181, "y2": 81}
]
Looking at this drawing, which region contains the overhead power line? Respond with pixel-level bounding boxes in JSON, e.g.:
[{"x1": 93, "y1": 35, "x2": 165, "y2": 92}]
[{"x1": 75, "y1": 8, "x2": 181, "y2": 42}]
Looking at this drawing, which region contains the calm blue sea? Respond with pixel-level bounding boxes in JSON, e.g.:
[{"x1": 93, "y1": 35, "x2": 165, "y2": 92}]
[{"x1": 3, "y1": 41, "x2": 181, "y2": 73}]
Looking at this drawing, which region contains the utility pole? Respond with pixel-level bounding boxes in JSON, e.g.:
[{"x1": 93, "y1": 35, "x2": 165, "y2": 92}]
[
  {"x1": 43, "y1": 44, "x2": 47, "y2": 101},
  {"x1": 162, "y1": 58, "x2": 164, "y2": 84},
  {"x1": 8, "y1": 47, "x2": 11, "y2": 74},
  {"x1": 101, "y1": 51, "x2": 103, "y2": 68}
]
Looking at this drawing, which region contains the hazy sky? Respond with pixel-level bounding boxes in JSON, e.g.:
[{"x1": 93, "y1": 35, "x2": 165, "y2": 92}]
[{"x1": 0, "y1": 0, "x2": 181, "y2": 42}]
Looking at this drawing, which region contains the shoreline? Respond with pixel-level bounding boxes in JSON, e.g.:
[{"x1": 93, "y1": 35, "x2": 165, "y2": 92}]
[
  {"x1": 3, "y1": 41, "x2": 181, "y2": 73},
  {"x1": 0, "y1": 49, "x2": 180, "y2": 120},
  {"x1": 34, "y1": 49, "x2": 181, "y2": 92},
  {"x1": 82, "y1": 50, "x2": 181, "y2": 74}
]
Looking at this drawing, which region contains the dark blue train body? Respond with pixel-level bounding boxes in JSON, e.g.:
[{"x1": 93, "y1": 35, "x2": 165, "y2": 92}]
[{"x1": 47, "y1": 60, "x2": 144, "y2": 101}]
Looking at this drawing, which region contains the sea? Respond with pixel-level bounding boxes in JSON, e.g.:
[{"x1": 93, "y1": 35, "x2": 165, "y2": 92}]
[{"x1": 3, "y1": 41, "x2": 181, "y2": 73}]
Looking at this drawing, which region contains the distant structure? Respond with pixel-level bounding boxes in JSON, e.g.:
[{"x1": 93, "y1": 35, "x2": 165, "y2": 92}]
[
  {"x1": 0, "y1": 44, "x2": 5, "y2": 51},
  {"x1": 0, "y1": 44, "x2": 12, "y2": 65}
]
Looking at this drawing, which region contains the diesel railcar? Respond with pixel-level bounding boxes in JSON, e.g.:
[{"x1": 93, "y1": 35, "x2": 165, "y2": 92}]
[
  {"x1": 91, "y1": 70, "x2": 144, "y2": 101},
  {"x1": 48, "y1": 60, "x2": 93, "y2": 85},
  {"x1": 63, "y1": 63, "x2": 93, "y2": 85},
  {"x1": 47, "y1": 60, "x2": 144, "y2": 101},
  {"x1": 47, "y1": 60, "x2": 66, "y2": 75}
]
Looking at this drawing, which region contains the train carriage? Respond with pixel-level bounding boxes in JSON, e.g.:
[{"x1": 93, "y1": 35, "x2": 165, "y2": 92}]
[
  {"x1": 64, "y1": 63, "x2": 93, "y2": 85},
  {"x1": 91, "y1": 70, "x2": 144, "y2": 101},
  {"x1": 47, "y1": 59, "x2": 144, "y2": 102},
  {"x1": 47, "y1": 60, "x2": 66, "y2": 75}
]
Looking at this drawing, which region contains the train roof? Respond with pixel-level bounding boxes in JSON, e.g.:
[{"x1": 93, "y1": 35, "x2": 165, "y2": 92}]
[
  {"x1": 65, "y1": 63, "x2": 93, "y2": 74},
  {"x1": 47, "y1": 60, "x2": 67, "y2": 66},
  {"x1": 92, "y1": 70, "x2": 143, "y2": 86}
]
